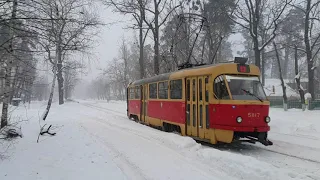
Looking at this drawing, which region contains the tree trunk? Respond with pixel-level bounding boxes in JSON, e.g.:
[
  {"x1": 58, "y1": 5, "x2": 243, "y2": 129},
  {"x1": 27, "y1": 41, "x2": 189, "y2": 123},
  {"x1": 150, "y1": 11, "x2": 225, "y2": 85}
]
[
  {"x1": 64, "y1": 79, "x2": 69, "y2": 100},
  {"x1": 274, "y1": 42, "x2": 287, "y2": 111},
  {"x1": 304, "y1": 0, "x2": 315, "y2": 100},
  {"x1": 57, "y1": 62, "x2": 64, "y2": 105},
  {"x1": 139, "y1": 1, "x2": 144, "y2": 79},
  {"x1": 42, "y1": 53, "x2": 59, "y2": 121},
  {"x1": 56, "y1": 39, "x2": 64, "y2": 105},
  {"x1": 254, "y1": 44, "x2": 261, "y2": 74},
  {"x1": 1, "y1": 0, "x2": 18, "y2": 129},
  {"x1": 253, "y1": 0, "x2": 261, "y2": 70},
  {"x1": 261, "y1": 48, "x2": 265, "y2": 86},
  {"x1": 153, "y1": 0, "x2": 159, "y2": 75},
  {"x1": 294, "y1": 45, "x2": 306, "y2": 111}
]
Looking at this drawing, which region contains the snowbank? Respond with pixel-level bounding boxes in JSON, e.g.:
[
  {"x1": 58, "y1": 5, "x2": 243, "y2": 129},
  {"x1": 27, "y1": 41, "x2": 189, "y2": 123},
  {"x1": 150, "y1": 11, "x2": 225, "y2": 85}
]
[{"x1": 269, "y1": 108, "x2": 320, "y2": 149}]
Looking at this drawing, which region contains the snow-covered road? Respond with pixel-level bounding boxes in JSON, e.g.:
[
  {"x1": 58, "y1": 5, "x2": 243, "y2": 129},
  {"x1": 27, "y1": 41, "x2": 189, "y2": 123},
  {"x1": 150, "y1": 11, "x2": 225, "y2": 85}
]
[{"x1": 1, "y1": 100, "x2": 319, "y2": 180}]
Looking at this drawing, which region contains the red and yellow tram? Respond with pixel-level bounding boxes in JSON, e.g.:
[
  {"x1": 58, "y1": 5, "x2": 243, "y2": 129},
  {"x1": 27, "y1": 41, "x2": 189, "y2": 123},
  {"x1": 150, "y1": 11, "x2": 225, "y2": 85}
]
[{"x1": 126, "y1": 57, "x2": 273, "y2": 146}]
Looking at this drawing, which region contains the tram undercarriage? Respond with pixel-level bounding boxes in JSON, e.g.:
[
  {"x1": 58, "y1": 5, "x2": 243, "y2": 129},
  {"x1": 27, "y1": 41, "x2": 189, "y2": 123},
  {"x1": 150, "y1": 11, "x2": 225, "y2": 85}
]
[{"x1": 234, "y1": 132, "x2": 273, "y2": 146}]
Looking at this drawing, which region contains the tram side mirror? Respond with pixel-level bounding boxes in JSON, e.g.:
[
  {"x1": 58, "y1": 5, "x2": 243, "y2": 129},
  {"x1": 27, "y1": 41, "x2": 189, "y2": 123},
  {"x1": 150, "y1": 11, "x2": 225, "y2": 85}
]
[{"x1": 234, "y1": 57, "x2": 248, "y2": 64}]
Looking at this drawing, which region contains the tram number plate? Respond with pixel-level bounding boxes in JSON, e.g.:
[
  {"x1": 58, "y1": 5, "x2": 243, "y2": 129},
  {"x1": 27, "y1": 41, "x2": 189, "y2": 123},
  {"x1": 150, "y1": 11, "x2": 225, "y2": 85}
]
[{"x1": 248, "y1": 113, "x2": 260, "y2": 118}]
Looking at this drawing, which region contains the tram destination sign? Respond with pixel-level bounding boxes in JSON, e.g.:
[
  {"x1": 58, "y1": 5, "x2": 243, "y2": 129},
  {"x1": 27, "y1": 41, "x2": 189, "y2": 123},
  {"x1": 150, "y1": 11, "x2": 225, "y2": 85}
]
[{"x1": 237, "y1": 64, "x2": 250, "y2": 73}]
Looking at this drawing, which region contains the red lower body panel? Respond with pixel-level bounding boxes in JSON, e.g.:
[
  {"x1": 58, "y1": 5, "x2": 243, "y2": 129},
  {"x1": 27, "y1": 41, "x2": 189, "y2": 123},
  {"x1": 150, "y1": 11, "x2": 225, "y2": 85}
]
[
  {"x1": 209, "y1": 104, "x2": 270, "y2": 132},
  {"x1": 147, "y1": 101, "x2": 185, "y2": 124},
  {"x1": 128, "y1": 100, "x2": 141, "y2": 115}
]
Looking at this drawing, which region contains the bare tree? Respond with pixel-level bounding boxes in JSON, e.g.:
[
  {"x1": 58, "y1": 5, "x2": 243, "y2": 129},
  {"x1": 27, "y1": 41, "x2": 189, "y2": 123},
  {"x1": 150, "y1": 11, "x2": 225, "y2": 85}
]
[
  {"x1": 1, "y1": 0, "x2": 18, "y2": 128},
  {"x1": 273, "y1": 41, "x2": 288, "y2": 111},
  {"x1": 107, "y1": 0, "x2": 149, "y2": 79},
  {"x1": 141, "y1": 0, "x2": 181, "y2": 75},
  {"x1": 294, "y1": 0, "x2": 320, "y2": 100},
  {"x1": 35, "y1": 0, "x2": 101, "y2": 105},
  {"x1": 232, "y1": 0, "x2": 292, "y2": 85}
]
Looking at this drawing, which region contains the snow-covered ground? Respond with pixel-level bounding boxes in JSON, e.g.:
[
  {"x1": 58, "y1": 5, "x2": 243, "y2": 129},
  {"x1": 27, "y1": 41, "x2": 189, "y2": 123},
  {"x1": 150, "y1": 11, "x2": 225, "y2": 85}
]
[{"x1": 0, "y1": 100, "x2": 319, "y2": 180}]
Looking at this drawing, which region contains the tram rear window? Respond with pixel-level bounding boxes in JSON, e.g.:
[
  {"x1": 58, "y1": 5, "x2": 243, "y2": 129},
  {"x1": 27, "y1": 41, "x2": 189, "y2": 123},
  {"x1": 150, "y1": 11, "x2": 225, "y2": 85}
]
[
  {"x1": 135, "y1": 86, "x2": 141, "y2": 99},
  {"x1": 129, "y1": 88, "x2": 135, "y2": 99}
]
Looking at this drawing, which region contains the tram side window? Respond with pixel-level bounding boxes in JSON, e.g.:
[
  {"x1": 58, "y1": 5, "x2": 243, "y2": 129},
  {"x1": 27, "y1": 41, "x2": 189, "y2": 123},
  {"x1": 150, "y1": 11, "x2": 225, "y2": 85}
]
[
  {"x1": 159, "y1": 81, "x2": 168, "y2": 99},
  {"x1": 129, "y1": 88, "x2": 135, "y2": 99},
  {"x1": 214, "y1": 76, "x2": 230, "y2": 99},
  {"x1": 170, "y1": 79, "x2": 182, "y2": 99},
  {"x1": 149, "y1": 83, "x2": 157, "y2": 99},
  {"x1": 135, "y1": 86, "x2": 141, "y2": 99}
]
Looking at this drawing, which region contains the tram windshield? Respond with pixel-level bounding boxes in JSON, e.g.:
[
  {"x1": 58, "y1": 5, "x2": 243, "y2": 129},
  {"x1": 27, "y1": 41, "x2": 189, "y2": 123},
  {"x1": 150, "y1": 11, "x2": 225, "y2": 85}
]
[{"x1": 225, "y1": 75, "x2": 267, "y2": 101}]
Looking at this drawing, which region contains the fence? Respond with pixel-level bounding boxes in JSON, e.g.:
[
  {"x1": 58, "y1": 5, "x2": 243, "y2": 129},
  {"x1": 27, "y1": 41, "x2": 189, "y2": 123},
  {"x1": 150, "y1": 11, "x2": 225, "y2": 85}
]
[
  {"x1": 268, "y1": 98, "x2": 320, "y2": 110},
  {"x1": 309, "y1": 100, "x2": 320, "y2": 110}
]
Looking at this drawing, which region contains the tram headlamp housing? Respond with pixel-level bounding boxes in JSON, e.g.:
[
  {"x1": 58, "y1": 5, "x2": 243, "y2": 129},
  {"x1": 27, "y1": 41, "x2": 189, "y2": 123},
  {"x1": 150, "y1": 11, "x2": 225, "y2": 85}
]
[
  {"x1": 265, "y1": 116, "x2": 271, "y2": 123},
  {"x1": 236, "y1": 116, "x2": 242, "y2": 123}
]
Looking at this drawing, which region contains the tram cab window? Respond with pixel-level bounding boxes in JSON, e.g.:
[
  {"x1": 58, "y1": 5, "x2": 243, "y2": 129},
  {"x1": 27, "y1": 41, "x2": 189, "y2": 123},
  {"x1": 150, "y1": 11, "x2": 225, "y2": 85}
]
[
  {"x1": 213, "y1": 75, "x2": 230, "y2": 99},
  {"x1": 159, "y1": 81, "x2": 168, "y2": 99},
  {"x1": 135, "y1": 86, "x2": 141, "y2": 99},
  {"x1": 225, "y1": 75, "x2": 267, "y2": 101},
  {"x1": 170, "y1": 79, "x2": 182, "y2": 99},
  {"x1": 149, "y1": 83, "x2": 157, "y2": 99},
  {"x1": 129, "y1": 88, "x2": 135, "y2": 99}
]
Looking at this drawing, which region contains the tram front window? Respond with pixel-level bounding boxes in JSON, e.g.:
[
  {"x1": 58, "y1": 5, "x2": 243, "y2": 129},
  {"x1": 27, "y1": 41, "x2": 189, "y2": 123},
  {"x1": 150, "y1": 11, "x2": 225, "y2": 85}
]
[{"x1": 225, "y1": 75, "x2": 267, "y2": 101}]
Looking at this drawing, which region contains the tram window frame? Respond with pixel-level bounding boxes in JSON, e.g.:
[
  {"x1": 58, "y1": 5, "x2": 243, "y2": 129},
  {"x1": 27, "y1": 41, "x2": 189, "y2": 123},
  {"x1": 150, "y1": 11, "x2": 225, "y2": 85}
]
[
  {"x1": 199, "y1": 79, "x2": 203, "y2": 101},
  {"x1": 213, "y1": 75, "x2": 230, "y2": 100},
  {"x1": 135, "y1": 86, "x2": 141, "y2": 99},
  {"x1": 129, "y1": 88, "x2": 135, "y2": 99},
  {"x1": 170, "y1": 79, "x2": 183, "y2": 99},
  {"x1": 158, "y1": 81, "x2": 168, "y2": 99},
  {"x1": 206, "y1": 105, "x2": 209, "y2": 129},
  {"x1": 192, "y1": 79, "x2": 196, "y2": 101},
  {"x1": 149, "y1": 83, "x2": 157, "y2": 99},
  {"x1": 187, "y1": 80, "x2": 190, "y2": 101},
  {"x1": 205, "y1": 77, "x2": 209, "y2": 102}
]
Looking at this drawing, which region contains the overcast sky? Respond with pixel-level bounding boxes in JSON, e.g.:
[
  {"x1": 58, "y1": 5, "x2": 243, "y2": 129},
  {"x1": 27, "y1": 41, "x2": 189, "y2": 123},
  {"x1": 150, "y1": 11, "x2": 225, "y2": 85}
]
[
  {"x1": 78, "y1": 4, "x2": 131, "y2": 81},
  {"x1": 80, "y1": 3, "x2": 244, "y2": 82}
]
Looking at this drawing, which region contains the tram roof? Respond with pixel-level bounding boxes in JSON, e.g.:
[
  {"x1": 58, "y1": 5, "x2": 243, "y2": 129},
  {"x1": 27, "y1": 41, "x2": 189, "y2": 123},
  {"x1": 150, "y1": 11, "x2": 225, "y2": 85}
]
[
  {"x1": 129, "y1": 63, "x2": 260, "y2": 86},
  {"x1": 130, "y1": 63, "x2": 219, "y2": 86}
]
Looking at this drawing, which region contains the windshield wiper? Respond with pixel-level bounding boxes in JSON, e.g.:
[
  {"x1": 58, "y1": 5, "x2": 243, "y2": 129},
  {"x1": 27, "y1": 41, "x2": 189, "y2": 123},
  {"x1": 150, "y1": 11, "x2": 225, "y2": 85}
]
[{"x1": 241, "y1": 89, "x2": 263, "y2": 102}]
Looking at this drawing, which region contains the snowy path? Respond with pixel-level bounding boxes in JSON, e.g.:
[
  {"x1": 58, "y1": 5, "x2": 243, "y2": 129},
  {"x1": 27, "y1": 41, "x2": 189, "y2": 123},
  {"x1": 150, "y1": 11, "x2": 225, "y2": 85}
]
[
  {"x1": 78, "y1": 100, "x2": 320, "y2": 180},
  {"x1": 1, "y1": 101, "x2": 319, "y2": 180}
]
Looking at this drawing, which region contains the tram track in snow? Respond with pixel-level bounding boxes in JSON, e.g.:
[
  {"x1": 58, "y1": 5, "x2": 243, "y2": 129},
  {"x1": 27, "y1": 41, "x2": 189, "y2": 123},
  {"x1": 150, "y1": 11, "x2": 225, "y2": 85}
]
[
  {"x1": 200, "y1": 141, "x2": 320, "y2": 165},
  {"x1": 78, "y1": 101, "x2": 320, "y2": 166}
]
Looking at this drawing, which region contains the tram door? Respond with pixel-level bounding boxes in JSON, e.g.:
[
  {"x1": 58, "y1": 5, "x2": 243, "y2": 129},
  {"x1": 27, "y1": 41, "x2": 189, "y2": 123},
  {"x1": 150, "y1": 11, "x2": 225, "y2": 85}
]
[
  {"x1": 186, "y1": 78, "x2": 198, "y2": 137},
  {"x1": 140, "y1": 85, "x2": 147, "y2": 123},
  {"x1": 186, "y1": 76, "x2": 208, "y2": 138},
  {"x1": 198, "y1": 76, "x2": 207, "y2": 139}
]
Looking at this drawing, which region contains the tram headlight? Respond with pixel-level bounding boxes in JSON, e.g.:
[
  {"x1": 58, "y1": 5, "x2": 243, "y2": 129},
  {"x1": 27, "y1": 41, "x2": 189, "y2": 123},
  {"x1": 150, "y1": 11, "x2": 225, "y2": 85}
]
[
  {"x1": 236, "y1": 116, "x2": 242, "y2": 123},
  {"x1": 265, "y1": 116, "x2": 271, "y2": 123}
]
